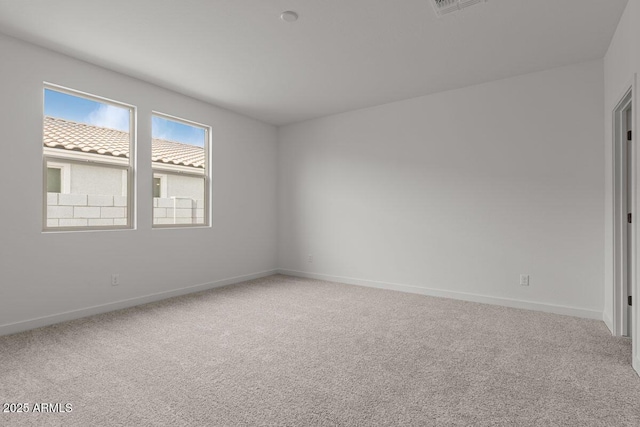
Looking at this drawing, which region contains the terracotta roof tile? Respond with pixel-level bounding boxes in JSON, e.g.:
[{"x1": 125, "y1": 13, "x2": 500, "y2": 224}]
[{"x1": 43, "y1": 116, "x2": 205, "y2": 169}]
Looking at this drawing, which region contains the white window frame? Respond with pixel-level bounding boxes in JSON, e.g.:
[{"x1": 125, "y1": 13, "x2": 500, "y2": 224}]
[
  {"x1": 42, "y1": 83, "x2": 136, "y2": 232},
  {"x1": 151, "y1": 111, "x2": 211, "y2": 229},
  {"x1": 46, "y1": 161, "x2": 70, "y2": 194}
]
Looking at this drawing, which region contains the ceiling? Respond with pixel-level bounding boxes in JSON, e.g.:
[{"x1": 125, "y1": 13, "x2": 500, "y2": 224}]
[{"x1": 0, "y1": 0, "x2": 628, "y2": 125}]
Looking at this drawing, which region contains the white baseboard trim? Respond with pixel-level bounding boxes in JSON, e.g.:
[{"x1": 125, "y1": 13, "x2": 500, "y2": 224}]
[
  {"x1": 278, "y1": 269, "x2": 603, "y2": 320},
  {"x1": 0, "y1": 269, "x2": 278, "y2": 337},
  {"x1": 603, "y1": 311, "x2": 614, "y2": 334},
  {"x1": 634, "y1": 356, "x2": 640, "y2": 377}
]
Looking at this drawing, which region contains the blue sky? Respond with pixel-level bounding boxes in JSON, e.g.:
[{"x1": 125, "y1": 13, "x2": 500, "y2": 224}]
[
  {"x1": 151, "y1": 115, "x2": 206, "y2": 148},
  {"x1": 44, "y1": 89, "x2": 206, "y2": 147}
]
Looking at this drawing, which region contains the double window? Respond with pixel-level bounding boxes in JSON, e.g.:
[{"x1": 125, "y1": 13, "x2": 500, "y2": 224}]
[{"x1": 42, "y1": 85, "x2": 210, "y2": 231}]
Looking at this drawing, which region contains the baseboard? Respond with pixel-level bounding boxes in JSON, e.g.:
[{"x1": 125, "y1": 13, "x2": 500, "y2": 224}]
[
  {"x1": 278, "y1": 269, "x2": 603, "y2": 320},
  {"x1": 603, "y1": 311, "x2": 614, "y2": 334},
  {"x1": 634, "y1": 356, "x2": 640, "y2": 377},
  {"x1": 0, "y1": 269, "x2": 278, "y2": 337},
  {"x1": 1, "y1": 268, "x2": 604, "y2": 336}
]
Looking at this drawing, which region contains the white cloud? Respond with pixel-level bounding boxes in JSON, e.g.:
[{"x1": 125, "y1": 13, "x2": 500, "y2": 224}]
[
  {"x1": 151, "y1": 115, "x2": 205, "y2": 147},
  {"x1": 87, "y1": 104, "x2": 130, "y2": 131}
]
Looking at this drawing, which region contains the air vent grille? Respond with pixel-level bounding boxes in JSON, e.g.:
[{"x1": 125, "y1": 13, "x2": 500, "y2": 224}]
[{"x1": 432, "y1": 0, "x2": 487, "y2": 16}]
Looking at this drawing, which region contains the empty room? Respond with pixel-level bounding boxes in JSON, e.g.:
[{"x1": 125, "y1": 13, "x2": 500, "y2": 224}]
[{"x1": 1, "y1": 0, "x2": 639, "y2": 425}]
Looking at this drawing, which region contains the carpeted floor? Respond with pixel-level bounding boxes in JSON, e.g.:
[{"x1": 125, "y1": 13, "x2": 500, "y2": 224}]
[{"x1": 1, "y1": 274, "x2": 639, "y2": 426}]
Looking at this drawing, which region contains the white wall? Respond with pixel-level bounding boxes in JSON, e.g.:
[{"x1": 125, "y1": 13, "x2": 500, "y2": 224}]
[
  {"x1": 0, "y1": 33, "x2": 278, "y2": 333},
  {"x1": 278, "y1": 60, "x2": 605, "y2": 318},
  {"x1": 0, "y1": 20, "x2": 618, "y2": 337},
  {"x1": 603, "y1": 0, "x2": 640, "y2": 371}
]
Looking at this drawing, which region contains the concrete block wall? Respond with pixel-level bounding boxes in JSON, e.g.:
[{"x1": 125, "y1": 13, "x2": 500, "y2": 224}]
[
  {"x1": 153, "y1": 197, "x2": 205, "y2": 225},
  {"x1": 46, "y1": 193, "x2": 128, "y2": 227},
  {"x1": 46, "y1": 194, "x2": 205, "y2": 227}
]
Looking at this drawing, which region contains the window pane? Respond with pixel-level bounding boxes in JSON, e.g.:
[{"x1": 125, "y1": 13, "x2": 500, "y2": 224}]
[
  {"x1": 45, "y1": 161, "x2": 129, "y2": 228},
  {"x1": 47, "y1": 168, "x2": 61, "y2": 193},
  {"x1": 153, "y1": 177, "x2": 162, "y2": 198},
  {"x1": 44, "y1": 87, "x2": 132, "y2": 229},
  {"x1": 152, "y1": 114, "x2": 208, "y2": 227}
]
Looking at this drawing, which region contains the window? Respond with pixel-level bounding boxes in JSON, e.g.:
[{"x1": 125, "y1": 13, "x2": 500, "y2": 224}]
[
  {"x1": 153, "y1": 177, "x2": 162, "y2": 198},
  {"x1": 153, "y1": 173, "x2": 167, "y2": 198},
  {"x1": 47, "y1": 168, "x2": 61, "y2": 193},
  {"x1": 151, "y1": 113, "x2": 210, "y2": 227},
  {"x1": 43, "y1": 85, "x2": 135, "y2": 230},
  {"x1": 45, "y1": 162, "x2": 70, "y2": 194}
]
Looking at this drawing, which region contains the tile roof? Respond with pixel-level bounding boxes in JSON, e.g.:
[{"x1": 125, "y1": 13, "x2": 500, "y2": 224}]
[{"x1": 43, "y1": 116, "x2": 205, "y2": 169}]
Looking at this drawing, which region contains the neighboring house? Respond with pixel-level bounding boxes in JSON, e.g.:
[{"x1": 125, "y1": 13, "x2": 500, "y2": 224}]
[{"x1": 43, "y1": 116, "x2": 206, "y2": 226}]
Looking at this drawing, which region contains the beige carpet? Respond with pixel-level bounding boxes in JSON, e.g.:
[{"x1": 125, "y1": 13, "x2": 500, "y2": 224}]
[{"x1": 1, "y1": 274, "x2": 639, "y2": 426}]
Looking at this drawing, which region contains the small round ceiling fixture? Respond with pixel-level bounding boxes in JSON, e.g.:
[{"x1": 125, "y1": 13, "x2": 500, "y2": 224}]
[{"x1": 280, "y1": 11, "x2": 298, "y2": 22}]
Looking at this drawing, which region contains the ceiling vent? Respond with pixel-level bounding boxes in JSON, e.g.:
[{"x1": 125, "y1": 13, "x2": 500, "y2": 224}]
[{"x1": 431, "y1": 0, "x2": 487, "y2": 17}]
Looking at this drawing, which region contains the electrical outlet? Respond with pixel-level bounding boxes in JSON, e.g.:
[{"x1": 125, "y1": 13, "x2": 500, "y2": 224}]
[
  {"x1": 519, "y1": 274, "x2": 529, "y2": 286},
  {"x1": 308, "y1": 254, "x2": 313, "y2": 263},
  {"x1": 111, "y1": 274, "x2": 120, "y2": 286}
]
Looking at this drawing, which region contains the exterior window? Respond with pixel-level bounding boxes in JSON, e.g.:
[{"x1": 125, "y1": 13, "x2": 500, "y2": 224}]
[
  {"x1": 152, "y1": 113, "x2": 210, "y2": 227},
  {"x1": 45, "y1": 162, "x2": 70, "y2": 194},
  {"x1": 153, "y1": 173, "x2": 167, "y2": 198},
  {"x1": 43, "y1": 85, "x2": 135, "y2": 230},
  {"x1": 153, "y1": 177, "x2": 162, "y2": 198},
  {"x1": 47, "y1": 168, "x2": 61, "y2": 193}
]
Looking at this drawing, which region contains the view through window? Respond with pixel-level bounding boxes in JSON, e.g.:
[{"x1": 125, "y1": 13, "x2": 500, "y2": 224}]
[
  {"x1": 43, "y1": 86, "x2": 134, "y2": 230},
  {"x1": 151, "y1": 114, "x2": 209, "y2": 227}
]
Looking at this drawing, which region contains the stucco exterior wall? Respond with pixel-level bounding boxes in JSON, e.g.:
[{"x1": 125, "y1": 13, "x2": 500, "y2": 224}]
[
  {"x1": 162, "y1": 173, "x2": 204, "y2": 201},
  {"x1": 50, "y1": 161, "x2": 204, "y2": 200},
  {"x1": 70, "y1": 163, "x2": 126, "y2": 196}
]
